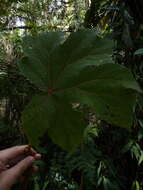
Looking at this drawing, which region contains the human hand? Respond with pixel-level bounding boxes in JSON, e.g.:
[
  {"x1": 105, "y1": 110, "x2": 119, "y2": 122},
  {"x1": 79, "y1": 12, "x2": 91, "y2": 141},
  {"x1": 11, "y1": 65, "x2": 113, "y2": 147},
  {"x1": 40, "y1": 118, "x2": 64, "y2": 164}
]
[{"x1": 0, "y1": 145, "x2": 41, "y2": 190}]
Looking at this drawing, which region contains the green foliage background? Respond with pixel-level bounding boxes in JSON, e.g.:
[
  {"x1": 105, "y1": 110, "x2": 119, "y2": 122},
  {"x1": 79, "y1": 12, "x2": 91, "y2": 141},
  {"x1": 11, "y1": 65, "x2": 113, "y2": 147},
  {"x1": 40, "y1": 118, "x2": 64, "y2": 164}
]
[{"x1": 0, "y1": 0, "x2": 143, "y2": 190}]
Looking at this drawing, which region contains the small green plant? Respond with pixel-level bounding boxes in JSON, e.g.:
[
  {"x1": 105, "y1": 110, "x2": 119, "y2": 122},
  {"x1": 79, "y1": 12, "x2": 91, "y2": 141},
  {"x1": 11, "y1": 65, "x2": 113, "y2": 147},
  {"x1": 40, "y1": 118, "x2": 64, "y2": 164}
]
[{"x1": 18, "y1": 29, "x2": 142, "y2": 151}]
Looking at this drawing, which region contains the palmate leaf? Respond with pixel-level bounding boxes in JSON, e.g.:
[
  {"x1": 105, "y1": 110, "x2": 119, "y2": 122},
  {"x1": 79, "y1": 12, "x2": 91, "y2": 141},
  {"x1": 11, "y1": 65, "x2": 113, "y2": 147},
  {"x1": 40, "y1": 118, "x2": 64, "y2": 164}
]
[
  {"x1": 22, "y1": 95, "x2": 85, "y2": 151},
  {"x1": 19, "y1": 32, "x2": 64, "y2": 89},
  {"x1": 19, "y1": 29, "x2": 142, "y2": 151},
  {"x1": 55, "y1": 61, "x2": 141, "y2": 127}
]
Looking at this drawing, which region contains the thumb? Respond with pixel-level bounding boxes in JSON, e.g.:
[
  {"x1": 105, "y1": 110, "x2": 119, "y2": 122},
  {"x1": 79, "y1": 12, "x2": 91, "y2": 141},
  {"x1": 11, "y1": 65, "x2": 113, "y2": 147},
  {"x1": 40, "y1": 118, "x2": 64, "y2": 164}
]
[{"x1": 1, "y1": 156, "x2": 35, "y2": 188}]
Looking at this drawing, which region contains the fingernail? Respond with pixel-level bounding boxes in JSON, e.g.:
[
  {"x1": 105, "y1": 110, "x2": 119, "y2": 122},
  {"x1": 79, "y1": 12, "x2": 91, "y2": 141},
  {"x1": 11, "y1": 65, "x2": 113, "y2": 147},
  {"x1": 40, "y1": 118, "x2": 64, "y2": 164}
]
[
  {"x1": 28, "y1": 156, "x2": 35, "y2": 162},
  {"x1": 35, "y1": 154, "x2": 41, "y2": 160}
]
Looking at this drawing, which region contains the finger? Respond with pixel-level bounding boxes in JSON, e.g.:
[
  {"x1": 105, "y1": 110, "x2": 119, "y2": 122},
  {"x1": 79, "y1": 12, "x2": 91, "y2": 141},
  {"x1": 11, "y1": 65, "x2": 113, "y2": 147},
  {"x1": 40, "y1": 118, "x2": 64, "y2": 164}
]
[
  {"x1": 0, "y1": 145, "x2": 29, "y2": 163},
  {"x1": 24, "y1": 145, "x2": 37, "y2": 156},
  {"x1": 34, "y1": 153, "x2": 41, "y2": 160},
  {"x1": 7, "y1": 154, "x2": 26, "y2": 167},
  {"x1": 1, "y1": 156, "x2": 35, "y2": 187},
  {"x1": 0, "y1": 145, "x2": 37, "y2": 164},
  {"x1": 30, "y1": 147, "x2": 37, "y2": 155},
  {"x1": 18, "y1": 166, "x2": 39, "y2": 182},
  {"x1": 8, "y1": 153, "x2": 41, "y2": 168},
  {"x1": 0, "y1": 160, "x2": 6, "y2": 172}
]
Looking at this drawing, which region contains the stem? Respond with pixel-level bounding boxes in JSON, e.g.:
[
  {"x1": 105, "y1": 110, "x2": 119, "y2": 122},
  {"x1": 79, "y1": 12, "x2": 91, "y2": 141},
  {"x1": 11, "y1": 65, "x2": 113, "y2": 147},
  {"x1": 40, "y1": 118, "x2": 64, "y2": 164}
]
[
  {"x1": 80, "y1": 174, "x2": 84, "y2": 190},
  {"x1": 80, "y1": 144, "x2": 84, "y2": 190}
]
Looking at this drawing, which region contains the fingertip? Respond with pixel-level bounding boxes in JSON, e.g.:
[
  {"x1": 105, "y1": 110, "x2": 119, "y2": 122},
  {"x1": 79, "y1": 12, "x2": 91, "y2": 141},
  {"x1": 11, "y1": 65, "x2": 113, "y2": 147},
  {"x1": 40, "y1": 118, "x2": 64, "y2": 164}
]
[
  {"x1": 27, "y1": 156, "x2": 35, "y2": 163},
  {"x1": 34, "y1": 154, "x2": 41, "y2": 160}
]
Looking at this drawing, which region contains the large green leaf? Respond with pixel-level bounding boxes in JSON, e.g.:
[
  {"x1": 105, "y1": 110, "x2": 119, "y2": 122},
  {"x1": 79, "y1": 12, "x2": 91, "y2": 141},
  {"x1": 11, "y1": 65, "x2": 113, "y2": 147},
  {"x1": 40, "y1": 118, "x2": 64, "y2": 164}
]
[
  {"x1": 55, "y1": 61, "x2": 140, "y2": 128},
  {"x1": 50, "y1": 29, "x2": 114, "y2": 86},
  {"x1": 54, "y1": 58, "x2": 141, "y2": 91},
  {"x1": 22, "y1": 95, "x2": 85, "y2": 151},
  {"x1": 19, "y1": 30, "x2": 142, "y2": 151},
  {"x1": 19, "y1": 32, "x2": 64, "y2": 90}
]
